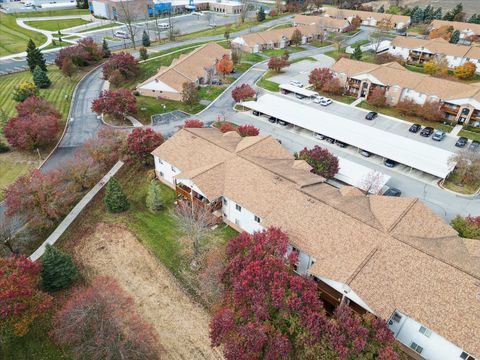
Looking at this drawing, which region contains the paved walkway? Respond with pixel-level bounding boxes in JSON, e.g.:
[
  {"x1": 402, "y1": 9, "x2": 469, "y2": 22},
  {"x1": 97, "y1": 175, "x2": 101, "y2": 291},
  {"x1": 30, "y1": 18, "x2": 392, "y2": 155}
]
[
  {"x1": 350, "y1": 97, "x2": 364, "y2": 107},
  {"x1": 451, "y1": 124, "x2": 463, "y2": 136},
  {"x1": 126, "y1": 115, "x2": 144, "y2": 127}
]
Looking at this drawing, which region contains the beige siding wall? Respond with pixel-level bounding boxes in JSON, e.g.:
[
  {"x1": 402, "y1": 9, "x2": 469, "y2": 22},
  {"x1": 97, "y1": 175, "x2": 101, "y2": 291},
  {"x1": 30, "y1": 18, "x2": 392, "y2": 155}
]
[{"x1": 138, "y1": 88, "x2": 182, "y2": 101}]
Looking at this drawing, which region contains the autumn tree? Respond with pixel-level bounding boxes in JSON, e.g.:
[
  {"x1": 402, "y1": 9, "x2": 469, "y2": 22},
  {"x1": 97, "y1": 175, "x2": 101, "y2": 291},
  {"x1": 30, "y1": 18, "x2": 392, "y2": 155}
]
[
  {"x1": 79, "y1": 127, "x2": 127, "y2": 170},
  {"x1": 237, "y1": 124, "x2": 259, "y2": 137},
  {"x1": 0, "y1": 256, "x2": 53, "y2": 338},
  {"x1": 297, "y1": 146, "x2": 339, "y2": 178},
  {"x1": 104, "y1": 177, "x2": 130, "y2": 213},
  {"x1": 290, "y1": 28, "x2": 303, "y2": 46},
  {"x1": 357, "y1": 170, "x2": 385, "y2": 194},
  {"x1": 424, "y1": 58, "x2": 449, "y2": 76},
  {"x1": 91, "y1": 89, "x2": 137, "y2": 121},
  {"x1": 58, "y1": 152, "x2": 103, "y2": 192},
  {"x1": 451, "y1": 215, "x2": 480, "y2": 239},
  {"x1": 12, "y1": 81, "x2": 39, "y2": 102},
  {"x1": 182, "y1": 81, "x2": 199, "y2": 106},
  {"x1": 127, "y1": 127, "x2": 164, "y2": 164},
  {"x1": 267, "y1": 56, "x2": 289, "y2": 73},
  {"x1": 396, "y1": 98, "x2": 420, "y2": 116},
  {"x1": 61, "y1": 57, "x2": 77, "y2": 79},
  {"x1": 41, "y1": 244, "x2": 78, "y2": 291},
  {"x1": 15, "y1": 96, "x2": 60, "y2": 118},
  {"x1": 231, "y1": 84, "x2": 256, "y2": 102},
  {"x1": 322, "y1": 77, "x2": 343, "y2": 95},
  {"x1": 52, "y1": 276, "x2": 160, "y2": 360},
  {"x1": 184, "y1": 119, "x2": 204, "y2": 128},
  {"x1": 419, "y1": 100, "x2": 444, "y2": 122},
  {"x1": 449, "y1": 149, "x2": 480, "y2": 186},
  {"x1": 103, "y1": 52, "x2": 139, "y2": 82},
  {"x1": 4, "y1": 113, "x2": 60, "y2": 150},
  {"x1": 55, "y1": 37, "x2": 103, "y2": 68},
  {"x1": 309, "y1": 67, "x2": 334, "y2": 91},
  {"x1": 216, "y1": 54, "x2": 234, "y2": 78},
  {"x1": 139, "y1": 46, "x2": 148, "y2": 60},
  {"x1": 367, "y1": 86, "x2": 387, "y2": 107},
  {"x1": 220, "y1": 122, "x2": 236, "y2": 133},
  {"x1": 454, "y1": 61, "x2": 476, "y2": 80}
]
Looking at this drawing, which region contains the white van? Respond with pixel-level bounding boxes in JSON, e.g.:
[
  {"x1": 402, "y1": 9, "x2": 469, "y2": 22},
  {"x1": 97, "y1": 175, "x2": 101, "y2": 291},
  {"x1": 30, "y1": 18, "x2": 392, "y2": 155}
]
[
  {"x1": 114, "y1": 30, "x2": 129, "y2": 39},
  {"x1": 158, "y1": 23, "x2": 170, "y2": 30}
]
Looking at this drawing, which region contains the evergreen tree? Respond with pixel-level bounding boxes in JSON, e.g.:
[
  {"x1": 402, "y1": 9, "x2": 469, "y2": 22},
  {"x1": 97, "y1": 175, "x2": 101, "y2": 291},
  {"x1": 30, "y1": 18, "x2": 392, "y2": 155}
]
[
  {"x1": 423, "y1": 5, "x2": 433, "y2": 22},
  {"x1": 468, "y1": 14, "x2": 480, "y2": 24},
  {"x1": 146, "y1": 180, "x2": 163, "y2": 212},
  {"x1": 450, "y1": 30, "x2": 460, "y2": 44},
  {"x1": 142, "y1": 30, "x2": 151, "y2": 47},
  {"x1": 433, "y1": 7, "x2": 442, "y2": 20},
  {"x1": 102, "y1": 38, "x2": 111, "y2": 58},
  {"x1": 41, "y1": 244, "x2": 77, "y2": 291},
  {"x1": 26, "y1": 39, "x2": 47, "y2": 72},
  {"x1": 377, "y1": 4, "x2": 384, "y2": 13},
  {"x1": 32, "y1": 65, "x2": 51, "y2": 88},
  {"x1": 104, "y1": 177, "x2": 130, "y2": 213},
  {"x1": 351, "y1": 46, "x2": 362, "y2": 60},
  {"x1": 412, "y1": 8, "x2": 424, "y2": 24},
  {"x1": 257, "y1": 6, "x2": 266, "y2": 22}
]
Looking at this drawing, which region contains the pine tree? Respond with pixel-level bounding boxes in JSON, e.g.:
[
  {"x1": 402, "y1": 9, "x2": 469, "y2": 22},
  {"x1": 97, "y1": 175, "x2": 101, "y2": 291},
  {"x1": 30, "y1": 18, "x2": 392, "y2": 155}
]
[
  {"x1": 423, "y1": 5, "x2": 433, "y2": 22},
  {"x1": 450, "y1": 30, "x2": 460, "y2": 44},
  {"x1": 142, "y1": 30, "x2": 151, "y2": 47},
  {"x1": 433, "y1": 7, "x2": 442, "y2": 20},
  {"x1": 351, "y1": 46, "x2": 362, "y2": 60},
  {"x1": 32, "y1": 65, "x2": 51, "y2": 88},
  {"x1": 102, "y1": 38, "x2": 111, "y2": 58},
  {"x1": 104, "y1": 177, "x2": 130, "y2": 213},
  {"x1": 257, "y1": 6, "x2": 266, "y2": 22},
  {"x1": 412, "y1": 8, "x2": 424, "y2": 24},
  {"x1": 146, "y1": 180, "x2": 163, "y2": 212},
  {"x1": 468, "y1": 14, "x2": 480, "y2": 24},
  {"x1": 26, "y1": 39, "x2": 47, "y2": 72},
  {"x1": 41, "y1": 244, "x2": 77, "y2": 291},
  {"x1": 377, "y1": 4, "x2": 384, "y2": 13}
]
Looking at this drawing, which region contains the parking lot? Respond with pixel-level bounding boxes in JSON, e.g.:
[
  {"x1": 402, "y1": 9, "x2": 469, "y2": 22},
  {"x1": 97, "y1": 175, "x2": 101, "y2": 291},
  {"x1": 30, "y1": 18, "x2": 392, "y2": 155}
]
[{"x1": 269, "y1": 55, "x2": 335, "y2": 85}]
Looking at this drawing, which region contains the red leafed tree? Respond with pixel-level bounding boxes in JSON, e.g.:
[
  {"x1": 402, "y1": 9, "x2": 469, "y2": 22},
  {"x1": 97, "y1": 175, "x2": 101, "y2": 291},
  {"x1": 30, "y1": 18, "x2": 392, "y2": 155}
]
[
  {"x1": 216, "y1": 54, "x2": 233, "y2": 78},
  {"x1": 0, "y1": 255, "x2": 53, "y2": 337},
  {"x1": 322, "y1": 77, "x2": 344, "y2": 95},
  {"x1": 309, "y1": 67, "x2": 334, "y2": 91},
  {"x1": 367, "y1": 87, "x2": 387, "y2": 107},
  {"x1": 15, "y1": 96, "x2": 61, "y2": 118},
  {"x1": 184, "y1": 119, "x2": 204, "y2": 128},
  {"x1": 267, "y1": 56, "x2": 289, "y2": 73},
  {"x1": 55, "y1": 37, "x2": 103, "y2": 68},
  {"x1": 127, "y1": 127, "x2": 164, "y2": 163},
  {"x1": 52, "y1": 276, "x2": 160, "y2": 360},
  {"x1": 297, "y1": 146, "x2": 339, "y2": 179},
  {"x1": 102, "y1": 52, "x2": 139, "y2": 82},
  {"x1": 80, "y1": 127, "x2": 127, "y2": 170},
  {"x1": 91, "y1": 89, "x2": 137, "y2": 120},
  {"x1": 419, "y1": 100, "x2": 444, "y2": 122},
  {"x1": 4, "y1": 113, "x2": 60, "y2": 150},
  {"x1": 4, "y1": 169, "x2": 77, "y2": 230},
  {"x1": 237, "y1": 124, "x2": 259, "y2": 137},
  {"x1": 219, "y1": 122, "x2": 236, "y2": 133},
  {"x1": 231, "y1": 84, "x2": 256, "y2": 102}
]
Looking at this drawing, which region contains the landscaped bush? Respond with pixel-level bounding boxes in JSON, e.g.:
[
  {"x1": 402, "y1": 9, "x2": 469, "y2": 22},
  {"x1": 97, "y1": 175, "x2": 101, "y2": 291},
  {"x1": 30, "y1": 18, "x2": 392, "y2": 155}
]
[
  {"x1": 12, "y1": 81, "x2": 39, "y2": 102},
  {"x1": 55, "y1": 37, "x2": 103, "y2": 68},
  {"x1": 91, "y1": 89, "x2": 137, "y2": 121},
  {"x1": 104, "y1": 177, "x2": 130, "y2": 213},
  {"x1": 41, "y1": 244, "x2": 77, "y2": 291},
  {"x1": 4, "y1": 113, "x2": 60, "y2": 150},
  {"x1": 296, "y1": 146, "x2": 339, "y2": 179},
  {"x1": 146, "y1": 180, "x2": 164, "y2": 212},
  {"x1": 451, "y1": 215, "x2": 480, "y2": 239},
  {"x1": 183, "y1": 119, "x2": 204, "y2": 128},
  {"x1": 237, "y1": 124, "x2": 259, "y2": 137},
  {"x1": 231, "y1": 84, "x2": 256, "y2": 102},
  {"x1": 102, "y1": 52, "x2": 139, "y2": 83},
  {"x1": 219, "y1": 122, "x2": 236, "y2": 133}
]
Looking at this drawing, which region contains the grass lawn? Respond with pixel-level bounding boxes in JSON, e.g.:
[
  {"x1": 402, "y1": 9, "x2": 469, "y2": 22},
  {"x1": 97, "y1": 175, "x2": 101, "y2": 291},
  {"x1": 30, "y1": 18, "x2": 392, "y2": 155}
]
[
  {"x1": 198, "y1": 85, "x2": 226, "y2": 101},
  {"x1": 262, "y1": 46, "x2": 305, "y2": 57},
  {"x1": 309, "y1": 40, "x2": 332, "y2": 48},
  {"x1": 357, "y1": 101, "x2": 454, "y2": 133},
  {"x1": 349, "y1": 39, "x2": 369, "y2": 48},
  {"x1": 0, "y1": 156, "x2": 32, "y2": 200},
  {"x1": 319, "y1": 90, "x2": 357, "y2": 104},
  {"x1": 235, "y1": 62, "x2": 253, "y2": 72},
  {"x1": 267, "y1": 23, "x2": 292, "y2": 30},
  {"x1": 324, "y1": 48, "x2": 343, "y2": 59},
  {"x1": 10, "y1": 8, "x2": 89, "y2": 18},
  {"x1": 0, "y1": 12, "x2": 47, "y2": 56},
  {"x1": 256, "y1": 69, "x2": 280, "y2": 92},
  {"x1": 241, "y1": 52, "x2": 264, "y2": 62},
  {"x1": 136, "y1": 96, "x2": 205, "y2": 124},
  {"x1": 443, "y1": 171, "x2": 480, "y2": 195},
  {"x1": 290, "y1": 56, "x2": 316, "y2": 64},
  {"x1": 458, "y1": 129, "x2": 480, "y2": 142},
  {"x1": 25, "y1": 18, "x2": 90, "y2": 31},
  {"x1": 77, "y1": 22, "x2": 120, "y2": 33}
]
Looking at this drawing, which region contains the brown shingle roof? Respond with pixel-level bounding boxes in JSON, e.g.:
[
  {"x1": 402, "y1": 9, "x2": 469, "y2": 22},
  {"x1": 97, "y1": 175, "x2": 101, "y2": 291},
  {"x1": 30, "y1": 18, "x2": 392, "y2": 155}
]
[
  {"x1": 152, "y1": 128, "x2": 480, "y2": 356},
  {"x1": 391, "y1": 36, "x2": 477, "y2": 58},
  {"x1": 323, "y1": 8, "x2": 410, "y2": 26},
  {"x1": 235, "y1": 25, "x2": 319, "y2": 49},
  {"x1": 293, "y1": 14, "x2": 350, "y2": 29},
  {"x1": 431, "y1": 19, "x2": 480, "y2": 35}
]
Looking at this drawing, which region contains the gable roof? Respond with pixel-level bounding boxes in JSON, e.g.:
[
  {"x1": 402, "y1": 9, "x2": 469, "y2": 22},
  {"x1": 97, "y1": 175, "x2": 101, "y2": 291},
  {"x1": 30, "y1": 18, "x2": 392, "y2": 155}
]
[
  {"x1": 232, "y1": 25, "x2": 319, "y2": 49},
  {"x1": 431, "y1": 19, "x2": 480, "y2": 35},
  {"x1": 137, "y1": 42, "x2": 229, "y2": 93},
  {"x1": 293, "y1": 14, "x2": 350, "y2": 29},
  {"x1": 323, "y1": 7, "x2": 410, "y2": 26},
  {"x1": 391, "y1": 36, "x2": 480, "y2": 59},
  {"x1": 152, "y1": 128, "x2": 480, "y2": 356}
]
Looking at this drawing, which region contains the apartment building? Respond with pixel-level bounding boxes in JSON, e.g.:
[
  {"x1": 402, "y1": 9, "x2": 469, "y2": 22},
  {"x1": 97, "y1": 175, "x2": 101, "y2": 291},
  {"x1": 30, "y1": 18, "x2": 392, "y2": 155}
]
[
  {"x1": 389, "y1": 36, "x2": 480, "y2": 73},
  {"x1": 430, "y1": 19, "x2": 480, "y2": 40},
  {"x1": 293, "y1": 14, "x2": 350, "y2": 32},
  {"x1": 137, "y1": 42, "x2": 229, "y2": 101},
  {"x1": 151, "y1": 127, "x2": 480, "y2": 359},
  {"x1": 322, "y1": 7, "x2": 410, "y2": 30},
  {"x1": 331, "y1": 57, "x2": 480, "y2": 125}
]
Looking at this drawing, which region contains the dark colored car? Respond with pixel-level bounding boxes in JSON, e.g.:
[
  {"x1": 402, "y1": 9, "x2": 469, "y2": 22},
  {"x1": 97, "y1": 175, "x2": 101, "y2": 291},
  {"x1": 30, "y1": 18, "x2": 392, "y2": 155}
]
[
  {"x1": 325, "y1": 137, "x2": 335, "y2": 144},
  {"x1": 469, "y1": 140, "x2": 480, "y2": 151},
  {"x1": 384, "y1": 188, "x2": 402, "y2": 197},
  {"x1": 268, "y1": 116, "x2": 276, "y2": 123},
  {"x1": 409, "y1": 124, "x2": 421, "y2": 133},
  {"x1": 335, "y1": 141, "x2": 348, "y2": 148},
  {"x1": 384, "y1": 159, "x2": 397, "y2": 168},
  {"x1": 365, "y1": 111, "x2": 378, "y2": 120},
  {"x1": 253, "y1": 110, "x2": 260, "y2": 116},
  {"x1": 455, "y1": 137, "x2": 468, "y2": 148},
  {"x1": 295, "y1": 93, "x2": 306, "y2": 99},
  {"x1": 420, "y1": 127, "x2": 434, "y2": 137}
]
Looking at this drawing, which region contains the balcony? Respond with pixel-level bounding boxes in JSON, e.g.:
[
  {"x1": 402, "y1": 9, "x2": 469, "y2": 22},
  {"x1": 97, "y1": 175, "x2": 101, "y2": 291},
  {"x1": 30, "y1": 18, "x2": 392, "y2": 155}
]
[
  {"x1": 441, "y1": 105, "x2": 460, "y2": 116},
  {"x1": 176, "y1": 184, "x2": 222, "y2": 213},
  {"x1": 176, "y1": 184, "x2": 191, "y2": 199}
]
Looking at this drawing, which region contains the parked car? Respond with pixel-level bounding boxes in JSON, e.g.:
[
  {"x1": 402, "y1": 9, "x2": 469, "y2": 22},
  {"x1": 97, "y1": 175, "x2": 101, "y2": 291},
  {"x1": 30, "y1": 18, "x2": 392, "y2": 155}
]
[
  {"x1": 320, "y1": 98, "x2": 332, "y2": 106},
  {"x1": 325, "y1": 137, "x2": 335, "y2": 143},
  {"x1": 365, "y1": 111, "x2": 378, "y2": 120},
  {"x1": 277, "y1": 120, "x2": 288, "y2": 126},
  {"x1": 114, "y1": 30, "x2": 129, "y2": 39},
  {"x1": 359, "y1": 150, "x2": 371, "y2": 157},
  {"x1": 290, "y1": 80, "x2": 303, "y2": 87},
  {"x1": 253, "y1": 110, "x2": 260, "y2": 116},
  {"x1": 268, "y1": 116, "x2": 277, "y2": 123},
  {"x1": 384, "y1": 159, "x2": 396, "y2": 168},
  {"x1": 455, "y1": 137, "x2": 468, "y2": 148},
  {"x1": 420, "y1": 127, "x2": 434, "y2": 137},
  {"x1": 314, "y1": 132, "x2": 325, "y2": 140},
  {"x1": 158, "y1": 23, "x2": 170, "y2": 29},
  {"x1": 335, "y1": 141, "x2": 348, "y2": 148},
  {"x1": 276, "y1": 138, "x2": 282, "y2": 144},
  {"x1": 313, "y1": 96, "x2": 325, "y2": 104},
  {"x1": 469, "y1": 140, "x2": 480, "y2": 151},
  {"x1": 383, "y1": 188, "x2": 402, "y2": 197},
  {"x1": 295, "y1": 93, "x2": 306, "y2": 99},
  {"x1": 211, "y1": 79, "x2": 222, "y2": 85},
  {"x1": 432, "y1": 130, "x2": 446, "y2": 141},
  {"x1": 409, "y1": 124, "x2": 421, "y2": 133}
]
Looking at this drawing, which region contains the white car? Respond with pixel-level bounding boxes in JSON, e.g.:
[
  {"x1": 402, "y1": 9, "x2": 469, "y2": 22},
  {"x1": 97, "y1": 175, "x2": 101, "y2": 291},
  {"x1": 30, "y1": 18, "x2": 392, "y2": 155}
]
[
  {"x1": 320, "y1": 98, "x2": 332, "y2": 106},
  {"x1": 290, "y1": 80, "x2": 303, "y2": 88},
  {"x1": 313, "y1": 95, "x2": 325, "y2": 104},
  {"x1": 158, "y1": 23, "x2": 170, "y2": 29},
  {"x1": 114, "y1": 30, "x2": 129, "y2": 39},
  {"x1": 314, "y1": 132, "x2": 325, "y2": 140}
]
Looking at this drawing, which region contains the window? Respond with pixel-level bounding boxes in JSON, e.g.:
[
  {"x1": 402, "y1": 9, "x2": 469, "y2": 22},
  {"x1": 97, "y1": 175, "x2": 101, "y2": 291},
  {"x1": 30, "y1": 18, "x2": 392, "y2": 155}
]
[
  {"x1": 410, "y1": 342, "x2": 423, "y2": 354},
  {"x1": 171, "y1": 165, "x2": 175, "y2": 172},
  {"x1": 460, "y1": 352, "x2": 476, "y2": 360},
  {"x1": 158, "y1": 159, "x2": 163, "y2": 164},
  {"x1": 419, "y1": 326, "x2": 432, "y2": 337},
  {"x1": 159, "y1": 172, "x2": 164, "y2": 177},
  {"x1": 392, "y1": 312, "x2": 402, "y2": 322},
  {"x1": 235, "y1": 204, "x2": 242, "y2": 212},
  {"x1": 235, "y1": 219, "x2": 240, "y2": 225},
  {"x1": 254, "y1": 215, "x2": 260, "y2": 223},
  {"x1": 223, "y1": 198, "x2": 227, "y2": 205}
]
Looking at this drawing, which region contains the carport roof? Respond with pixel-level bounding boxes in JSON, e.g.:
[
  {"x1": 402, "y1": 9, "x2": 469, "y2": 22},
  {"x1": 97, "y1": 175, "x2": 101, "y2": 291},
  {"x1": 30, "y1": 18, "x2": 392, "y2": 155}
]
[
  {"x1": 241, "y1": 94, "x2": 456, "y2": 178},
  {"x1": 279, "y1": 84, "x2": 318, "y2": 97}
]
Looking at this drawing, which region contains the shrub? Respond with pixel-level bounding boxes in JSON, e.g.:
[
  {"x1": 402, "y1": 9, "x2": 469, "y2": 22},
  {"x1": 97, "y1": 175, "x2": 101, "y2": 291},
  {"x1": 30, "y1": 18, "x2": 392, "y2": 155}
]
[
  {"x1": 454, "y1": 61, "x2": 476, "y2": 80},
  {"x1": 231, "y1": 84, "x2": 256, "y2": 102},
  {"x1": 309, "y1": 67, "x2": 334, "y2": 91},
  {"x1": 146, "y1": 180, "x2": 163, "y2": 212},
  {"x1": 322, "y1": 77, "x2": 343, "y2": 95},
  {"x1": 419, "y1": 100, "x2": 444, "y2": 121},
  {"x1": 375, "y1": 52, "x2": 405, "y2": 65},
  {"x1": 237, "y1": 124, "x2": 259, "y2": 137},
  {"x1": 104, "y1": 177, "x2": 130, "y2": 213},
  {"x1": 297, "y1": 146, "x2": 339, "y2": 178},
  {"x1": 219, "y1": 122, "x2": 236, "y2": 133},
  {"x1": 451, "y1": 215, "x2": 480, "y2": 239},
  {"x1": 0, "y1": 141, "x2": 10, "y2": 153},
  {"x1": 55, "y1": 37, "x2": 103, "y2": 68},
  {"x1": 367, "y1": 87, "x2": 387, "y2": 107},
  {"x1": 102, "y1": 52, "x2": 139, "y2": 81},
  {"x1": 91, "y1": 89, "x2": 137, "y2": 120},
  {"x1": 41, "y1": 244, "x2": 78, "y2": 291},
  {"x1": 12, "y1": 81, "x2": 39, "y2": 102},
  {"x1": 127, "y1": 127, "x2": 164, "y2": 164},
  {"x1": 16, "y1": 96, "x2": 60, "y2": 118},
  {"x1": 184, "y1": 119, "x2": 204, "y2": 128},
  {"x1": 139, "y1": 46, "x2": 148, "y2": 61},
  {"x1": 267, "y1": 56, "x2": 289, "y2": 72},
  {"x1": 4, "y1": 113, "x2": 60, "y2": 150},
  {"x1": 32, "y1": 65, "x2": 51, "y2": 89}
]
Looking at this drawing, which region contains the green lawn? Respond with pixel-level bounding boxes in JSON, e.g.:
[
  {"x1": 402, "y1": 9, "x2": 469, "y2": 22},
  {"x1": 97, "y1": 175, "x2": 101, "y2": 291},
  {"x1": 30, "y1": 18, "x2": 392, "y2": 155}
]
[
  {"x1": 0, "y1": 12, "x2": 47, "y2": 56},
  {"x1": 10, "y1": 8, "x2": 89, "y2": 18},
  {"x1": 0, "y1": 156, "x2": 31, "y2": 200},
  {"x1": 458, "y1": 129, "x2": 480, "y2": 142},
  {"x1": 443, "y1": 170, "x2": 480, "y2": 195},
  {"x1": 77, "y1": 22, "x2": 120, "y2": 33},
  {"x1": 357, "y1": 101, "x2": 454, "y2": 133},
  {"x1": 318, "y1": 90, "x2": 356, "y2": 104},
  {"x1": 136, "y1": 96, "x2": 205, "y2": 125},
  {"x1": 309, "y1": 40, "x2": 332, "y2": 48},
  {"x1": 262, "y1": 46, "x2": 305, "y2": 57},
  {"x1": 349, "y1": 39, "x2": 369, "y2": 48},
  {"x1": 241, "y1": 52, "x2": 264, "y2": 63},
  {"x1": 290, "y1": 56, "x2": 316, "y2": 64},
  {"x1": 256, "y1": 70, "x2": 280, "y2": 92},
  {"x1": 25, "y1": 18, "x2": 90, "y2": 31},
  {"x1": 198, "y1": 85, "x2": 226, "y2": 101},
  {"x1": 235, "y1": 62, "x2": 253, "y2": 72}
]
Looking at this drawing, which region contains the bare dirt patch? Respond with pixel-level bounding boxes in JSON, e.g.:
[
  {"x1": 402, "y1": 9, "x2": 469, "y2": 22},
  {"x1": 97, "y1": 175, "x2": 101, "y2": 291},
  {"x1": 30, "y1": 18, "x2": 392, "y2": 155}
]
[{"x1": 74, "y1": 222, "x2": 224, "y2": 360}]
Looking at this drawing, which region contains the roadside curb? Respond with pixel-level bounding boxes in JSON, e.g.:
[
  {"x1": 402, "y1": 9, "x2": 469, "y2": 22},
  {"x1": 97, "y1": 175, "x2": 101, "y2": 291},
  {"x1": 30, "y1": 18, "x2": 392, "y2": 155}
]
[{"x1": 437, "y1": 179, "x2": 480, "y2": 198}]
